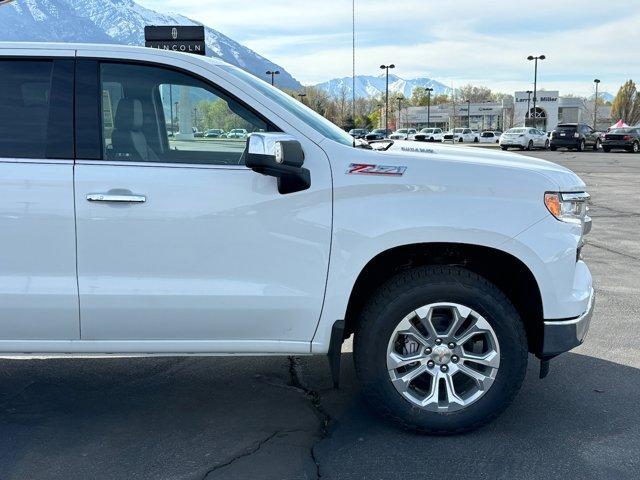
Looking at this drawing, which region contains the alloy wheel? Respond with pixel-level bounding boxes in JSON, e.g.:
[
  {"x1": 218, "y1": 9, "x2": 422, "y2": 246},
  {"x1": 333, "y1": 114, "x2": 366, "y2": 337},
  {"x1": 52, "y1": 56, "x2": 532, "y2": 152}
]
[{"x1": 386, "y1": 303, "x2": 500, "y2": 412}]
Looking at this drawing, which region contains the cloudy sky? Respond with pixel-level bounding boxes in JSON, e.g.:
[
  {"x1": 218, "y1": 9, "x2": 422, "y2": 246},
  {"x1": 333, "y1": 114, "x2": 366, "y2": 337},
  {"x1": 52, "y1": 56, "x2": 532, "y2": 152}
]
[{"x1": 138, "y1": 0, "x2": 639, "y2": 96}]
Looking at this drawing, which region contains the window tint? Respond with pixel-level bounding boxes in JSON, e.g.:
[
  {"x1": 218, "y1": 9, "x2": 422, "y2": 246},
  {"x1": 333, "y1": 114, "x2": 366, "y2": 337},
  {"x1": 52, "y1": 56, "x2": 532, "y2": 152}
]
[
  {"x1": 100, "y1": 62, "x2": 273, "y2": 165},
  {"x1": 0, "y1": 60, "x2": 72, "y2": 159}
]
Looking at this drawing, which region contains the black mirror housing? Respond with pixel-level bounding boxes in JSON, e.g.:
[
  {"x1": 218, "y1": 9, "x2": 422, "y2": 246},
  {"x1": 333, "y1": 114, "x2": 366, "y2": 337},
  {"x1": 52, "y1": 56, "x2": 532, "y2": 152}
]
[{"x1": 245, "y1": 134, "x2": 311, "y2": 194}]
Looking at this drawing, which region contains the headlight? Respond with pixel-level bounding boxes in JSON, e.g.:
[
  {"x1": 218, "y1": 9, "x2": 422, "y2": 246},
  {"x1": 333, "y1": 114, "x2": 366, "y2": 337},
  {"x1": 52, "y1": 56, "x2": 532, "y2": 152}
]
[{"x1": 544, "y1": 192, "x2": 591, "y2": 232}]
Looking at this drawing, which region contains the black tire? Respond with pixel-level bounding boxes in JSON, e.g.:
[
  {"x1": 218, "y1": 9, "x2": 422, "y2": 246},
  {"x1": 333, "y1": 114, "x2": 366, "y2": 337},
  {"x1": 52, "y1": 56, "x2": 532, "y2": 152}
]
[
  {"x1": 602, "y1": 146, "x2": 611, "y2": 152},
  {"x1": 550, "y1": 145, "x2": 557, "y2": 151},
  {"x1": 474, "y1": 137, "x2": 479, "y2": 143},
  {"x1": 526, "y1": 140, "x2": 533, "y2": 151},
  {"x1": 500, "y1": 146, "x2": 508, "y2": 150},
  {"x1": 354, "y1": 266, "x2": 528, "y2": 434},
  {"x1": 544, "y1": 140, "x2": 550, "y2": 150},
  {"x1": 593, "y1": 138, "x2": 601, "y2": 151},
  {"x1": 577, "y1": 139, "x2": 585, "y2": 152},
  {"x1": 632, "y1": 141, "x2": 640, "y2": 153},
  {"x1": 458, "y1": 137, "x2": 464, "y2": 143}
]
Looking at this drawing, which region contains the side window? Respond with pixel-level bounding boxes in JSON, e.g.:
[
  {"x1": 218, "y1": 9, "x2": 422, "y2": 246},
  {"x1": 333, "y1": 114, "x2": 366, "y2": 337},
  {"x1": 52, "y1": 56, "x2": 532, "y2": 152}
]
[
  {"x1": 0, "y1": 59, "x2": 73, "y2": 159},
  {"x1": 99, "y1": 62, "x2": 274, "y2": 165}
]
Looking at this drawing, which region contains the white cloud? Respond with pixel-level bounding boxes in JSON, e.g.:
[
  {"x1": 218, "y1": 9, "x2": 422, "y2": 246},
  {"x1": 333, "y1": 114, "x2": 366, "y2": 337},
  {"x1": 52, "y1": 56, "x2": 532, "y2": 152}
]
[{"x1": 137, "y1": 0, "x2": 640, "y2": 95}]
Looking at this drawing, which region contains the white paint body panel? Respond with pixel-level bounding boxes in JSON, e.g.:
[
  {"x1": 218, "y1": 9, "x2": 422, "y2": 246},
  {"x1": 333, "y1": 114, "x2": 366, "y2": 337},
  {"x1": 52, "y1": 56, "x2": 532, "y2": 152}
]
[
  {"x1": 0, "y1": 160, "x2": 79, "y2": 340},
  {"x1": 0, "y1": 43, "x2": 592, "y2": 356}
]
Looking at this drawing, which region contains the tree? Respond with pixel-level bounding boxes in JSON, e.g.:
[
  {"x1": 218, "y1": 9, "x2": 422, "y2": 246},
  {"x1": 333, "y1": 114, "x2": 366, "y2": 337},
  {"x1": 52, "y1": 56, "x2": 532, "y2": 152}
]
[
  {"x1": 457, "y1": 84, "x2": 493, "y2": 103},
  {"x1": 611, "y1": 80, "x2": 640, "y2": 125}
]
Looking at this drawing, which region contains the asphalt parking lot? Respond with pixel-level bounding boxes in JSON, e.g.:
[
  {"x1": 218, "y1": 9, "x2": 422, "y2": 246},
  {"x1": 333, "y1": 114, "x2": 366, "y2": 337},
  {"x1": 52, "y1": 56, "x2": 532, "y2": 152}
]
[{"x1": 1, "y1": 149, "x2": 639, "y2": 480}]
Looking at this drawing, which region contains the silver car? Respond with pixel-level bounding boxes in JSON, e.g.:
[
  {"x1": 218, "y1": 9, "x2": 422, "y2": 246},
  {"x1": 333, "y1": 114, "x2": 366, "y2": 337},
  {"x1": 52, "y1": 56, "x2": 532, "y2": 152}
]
[{"x1": 499, "y1": 127, "x2": 549, "y2": 151}]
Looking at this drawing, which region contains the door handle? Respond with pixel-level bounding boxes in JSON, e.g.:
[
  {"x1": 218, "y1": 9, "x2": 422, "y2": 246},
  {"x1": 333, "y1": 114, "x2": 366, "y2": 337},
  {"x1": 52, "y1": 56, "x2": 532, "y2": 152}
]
[{"x1": 86, "y1": 193, "x2": 146, "y2": 203}]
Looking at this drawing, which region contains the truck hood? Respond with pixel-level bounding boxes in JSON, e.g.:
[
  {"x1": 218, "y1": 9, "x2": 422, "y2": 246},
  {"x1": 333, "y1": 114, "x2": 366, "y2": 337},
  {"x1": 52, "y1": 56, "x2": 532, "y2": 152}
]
[{"x1": 379, "y1": 141, "x2": 586, "y2": 191}]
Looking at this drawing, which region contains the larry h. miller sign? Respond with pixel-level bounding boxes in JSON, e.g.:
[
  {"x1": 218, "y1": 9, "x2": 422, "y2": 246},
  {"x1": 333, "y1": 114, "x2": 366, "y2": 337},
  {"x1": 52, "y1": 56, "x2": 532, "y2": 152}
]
[{"x1": 144, "y1": 26, "x2": 206, "y2": 55}]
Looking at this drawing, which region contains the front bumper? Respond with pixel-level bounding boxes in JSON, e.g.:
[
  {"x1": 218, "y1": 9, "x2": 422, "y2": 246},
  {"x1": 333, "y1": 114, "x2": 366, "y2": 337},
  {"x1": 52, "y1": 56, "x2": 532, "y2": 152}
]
[{"x1": 541, "y1": 287, "x2": 595, "y2": 357}]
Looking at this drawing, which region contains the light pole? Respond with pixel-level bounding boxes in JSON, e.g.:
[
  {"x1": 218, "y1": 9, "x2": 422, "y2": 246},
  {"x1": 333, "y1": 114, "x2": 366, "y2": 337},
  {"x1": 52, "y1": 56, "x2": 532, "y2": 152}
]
[
  {"x1": 525, "y1": 90, "x2": 532, "y2": 126},
  {"x1": 380, "y1": 63, "x2": 395, "y2": 132},
  {"x1": 527, "y1": 54, "x2": 546, "y2": 129},
  {"x1": 297, "y1": 92, "x2": 307, "y2": 105},
  {"x1": 265, "y1": 69, "x2": 280, "y2": 86},
  {"x1": 593, "y1": 79, "x2": 601, "y2": 130},
  {"x1": 466, "y1": 99, "x2": 471, "y2": 128},
  {"x1": 396, "y1": 95, "x2": 404, "y2": 132},
  {"x1": 425, "y1": 87, "x2": 433, "y2": 128}
]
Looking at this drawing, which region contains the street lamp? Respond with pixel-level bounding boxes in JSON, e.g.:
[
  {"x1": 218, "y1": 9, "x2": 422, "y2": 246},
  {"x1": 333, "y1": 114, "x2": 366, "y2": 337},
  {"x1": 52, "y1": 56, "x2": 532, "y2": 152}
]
[
  {"x1": 265, "y1": 69, "x2": 280, "y2": 86},
  {"x1": 525, "y1": 90, "x2": 533, "y2": 126},
  {"x1": 396, "y1": 95, "x2": 404, "y2": 132},
  {"x1": 380, "y1": 63, "x2": 395, "y2": 132},
  {"x1": 425, "y1": 87, "x2": 434, "y2": 128},
  {"x1": 527, "y1": 54, "x2": 546, "y2": 129},
  {"x1": 593, "y1": 79, "x2": 601, "y2": 130},
  {"x1": 466, "y1": 99, "x2": 471, "y2": 128},
  {"x1": 297, "y1": 92, "x2": 307, "y2": 105}
]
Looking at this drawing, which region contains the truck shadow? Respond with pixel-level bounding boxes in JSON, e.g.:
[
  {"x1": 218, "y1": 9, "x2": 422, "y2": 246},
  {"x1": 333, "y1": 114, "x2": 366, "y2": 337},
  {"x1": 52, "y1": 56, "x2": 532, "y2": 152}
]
[{"x1": 0, "y1": 352, "x2": 638, "y2": 479}]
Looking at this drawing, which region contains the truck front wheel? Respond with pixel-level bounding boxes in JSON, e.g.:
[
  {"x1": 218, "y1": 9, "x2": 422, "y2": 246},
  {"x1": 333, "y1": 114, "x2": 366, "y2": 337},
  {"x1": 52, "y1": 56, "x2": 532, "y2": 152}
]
[{"x1": 354, "y1": 265, "x2": 527, "y2": 434}]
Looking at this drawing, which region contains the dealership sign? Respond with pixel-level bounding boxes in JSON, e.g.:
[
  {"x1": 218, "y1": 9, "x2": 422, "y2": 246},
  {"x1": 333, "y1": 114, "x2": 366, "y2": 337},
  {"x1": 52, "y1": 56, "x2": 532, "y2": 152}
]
[
  {"x1": 144, "y1": 26, "x2": 206, "y2": 55},
  {"x1": 515, "y1": 91, "x2": 559, "y2": 103}
]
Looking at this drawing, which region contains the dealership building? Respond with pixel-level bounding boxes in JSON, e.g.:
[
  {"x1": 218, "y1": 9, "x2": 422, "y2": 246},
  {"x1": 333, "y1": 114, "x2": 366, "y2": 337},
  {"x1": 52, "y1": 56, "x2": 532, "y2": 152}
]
[{"x1": 400, "y1": 91, "x2": 611, "y2": 132}]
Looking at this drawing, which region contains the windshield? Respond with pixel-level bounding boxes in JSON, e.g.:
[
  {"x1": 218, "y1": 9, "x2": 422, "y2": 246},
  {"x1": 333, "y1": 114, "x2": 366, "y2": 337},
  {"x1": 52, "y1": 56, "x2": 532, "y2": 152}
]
[
  {"x1": 454, "y1": 128, "x2": 464, "y2": 133},
  {"x1": 220, "y1": 65, "x2": 354, "y2": 146},
  {"x1": 421, "y1": 129, "x2": 434, "y2": 133},
  {"x1": 507, "y1": 128, "x2": 527, "y2": 134}
]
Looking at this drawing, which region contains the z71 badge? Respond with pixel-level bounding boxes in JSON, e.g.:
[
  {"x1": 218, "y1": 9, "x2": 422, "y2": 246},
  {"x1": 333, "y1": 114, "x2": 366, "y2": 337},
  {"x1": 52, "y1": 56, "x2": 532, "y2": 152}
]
[{"x1": 347, "y1": 163, "x2": 407, "y2": 176}]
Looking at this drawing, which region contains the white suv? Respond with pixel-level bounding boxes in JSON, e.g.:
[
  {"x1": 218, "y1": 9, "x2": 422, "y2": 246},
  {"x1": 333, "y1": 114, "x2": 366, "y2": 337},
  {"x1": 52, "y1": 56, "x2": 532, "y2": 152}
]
[
  {"x1": 443, "y1": 128, "x2": 479, "y2": 143},
  {"x1": 0, "y1": 42, "x2": 594, "y2": 434}
]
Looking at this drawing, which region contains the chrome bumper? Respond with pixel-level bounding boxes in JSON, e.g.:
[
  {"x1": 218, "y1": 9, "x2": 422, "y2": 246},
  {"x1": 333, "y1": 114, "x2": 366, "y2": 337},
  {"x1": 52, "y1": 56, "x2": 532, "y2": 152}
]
[{"x1": 541, "y1": 288, "x2": 595, "y2": 357}]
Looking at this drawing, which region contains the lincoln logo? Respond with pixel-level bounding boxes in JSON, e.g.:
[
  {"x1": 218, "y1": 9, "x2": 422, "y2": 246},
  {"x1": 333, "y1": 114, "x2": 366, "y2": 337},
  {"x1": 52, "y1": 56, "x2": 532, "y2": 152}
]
[{"x1": 171, "y1": 27, "x2": 178, "y2": 40}]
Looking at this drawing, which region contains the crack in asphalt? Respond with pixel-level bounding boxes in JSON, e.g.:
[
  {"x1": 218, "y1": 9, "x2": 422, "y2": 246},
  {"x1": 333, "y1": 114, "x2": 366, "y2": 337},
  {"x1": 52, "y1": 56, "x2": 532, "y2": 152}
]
[
  {"x1": 288, "y1": 356, "x2": 332, "y2": 479},
  {"x1": 200, "y1": 430, "x2": 281, "y2": 479},
  {"x1": 586, "y1": 240, "x2": 640, "y2": 262}
]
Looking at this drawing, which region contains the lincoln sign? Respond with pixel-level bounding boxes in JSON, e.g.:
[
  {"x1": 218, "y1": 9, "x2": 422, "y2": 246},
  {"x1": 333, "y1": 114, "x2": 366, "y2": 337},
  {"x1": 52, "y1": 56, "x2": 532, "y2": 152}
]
[{"x1": 144, "y1": 26, "x2": 206, "y2": 55}]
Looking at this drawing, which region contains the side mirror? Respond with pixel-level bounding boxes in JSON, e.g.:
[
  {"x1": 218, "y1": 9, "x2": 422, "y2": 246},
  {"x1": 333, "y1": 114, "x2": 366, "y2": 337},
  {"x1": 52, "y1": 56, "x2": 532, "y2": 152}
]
[{"x1": 245, "y1": 133, "x2": 311, "y2": 194}]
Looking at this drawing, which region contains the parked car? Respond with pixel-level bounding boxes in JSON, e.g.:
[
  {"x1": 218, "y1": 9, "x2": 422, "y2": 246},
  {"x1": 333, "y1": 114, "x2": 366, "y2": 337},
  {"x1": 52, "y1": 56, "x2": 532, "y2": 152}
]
[
  {"x1": 193, "y1": 127, "x2": 204, "y2": 138},
  {"x1": 414, "y1": 127, "x2": 444, "y2": 142},
  {"x1": 499, "y1": 127, "x2": 549, "y2": 150},
  {"x1": 348, "y1": 128, "x2": 369, "y2": 139},
  {"x1": 226, "y1": 128, "x2": 248, "y2": 139},
  {"x1": 365, "y1": 128, "x2": 393, "y2": 141},
  {"x1": 0, "y1": 42, "x2": 594, "y2": 435},
  {"x1": 389, "y1": 128, "x2": 417, "y2": 140},
  {"x1": 550, "y1": 123, "x2": 601, "y2": 151},
  {"x1": 478, "y1": 131, "x2": 501, "y2": 144},
  {"x1": 443, "y1": 128, "x2": 479, "y2": 143},
  {"x1": 204, "y1": 128, "x2": 225, "y2": 138},
  {"x1": 602, "y1": 127, "x2": 640, "y2": 153}
]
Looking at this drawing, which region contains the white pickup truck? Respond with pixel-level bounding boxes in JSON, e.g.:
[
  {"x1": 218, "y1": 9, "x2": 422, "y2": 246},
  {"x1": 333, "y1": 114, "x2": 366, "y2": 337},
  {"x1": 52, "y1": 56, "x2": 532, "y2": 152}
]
[{"x1": 0, "y1": 43, "x2": 594, "y2": 434}]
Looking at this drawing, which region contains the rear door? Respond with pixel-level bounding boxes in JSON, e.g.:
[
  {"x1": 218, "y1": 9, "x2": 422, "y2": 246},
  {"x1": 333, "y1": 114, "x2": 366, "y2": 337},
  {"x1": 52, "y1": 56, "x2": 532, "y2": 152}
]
[
  {"x1": 0, "y1": 53, "x2": 78, "y2": 343},
  {"x1": 72, "y1": 54, "x2": 332, "y2": 351}
]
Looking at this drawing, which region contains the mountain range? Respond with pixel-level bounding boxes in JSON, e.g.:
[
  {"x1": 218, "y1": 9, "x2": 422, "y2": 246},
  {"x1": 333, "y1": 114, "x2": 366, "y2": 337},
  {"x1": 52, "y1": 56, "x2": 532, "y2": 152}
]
[
  {"x1": 314, "y1": 73, "x2": 452, "y2": 100},
  {"x1": 0, "y1": 0, "x2": 301, "y2": 89}
]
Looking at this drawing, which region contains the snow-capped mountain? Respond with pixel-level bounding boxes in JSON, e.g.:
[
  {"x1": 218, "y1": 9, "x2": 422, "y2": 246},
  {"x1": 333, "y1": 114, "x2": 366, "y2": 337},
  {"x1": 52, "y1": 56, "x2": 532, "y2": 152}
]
[
  {"x1": 0, "y1": 0, "x2": 301, "y2": 89},
  {"x1": 315, "y1": 74, "x2": 452, "y2": 100},
  {"x1": 589, "y1": 92, "x2": 615, "y2": 103}
]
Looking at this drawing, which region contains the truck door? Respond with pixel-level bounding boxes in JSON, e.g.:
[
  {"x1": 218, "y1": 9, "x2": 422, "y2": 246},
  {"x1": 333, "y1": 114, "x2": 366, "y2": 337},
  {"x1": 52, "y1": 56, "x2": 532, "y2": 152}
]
[
  {"x1": 0, "y1": 56, "x2": 78, "y2": 344},
  {"x1": 72, "y1": 56, "x2": 332, "y2": 352}
]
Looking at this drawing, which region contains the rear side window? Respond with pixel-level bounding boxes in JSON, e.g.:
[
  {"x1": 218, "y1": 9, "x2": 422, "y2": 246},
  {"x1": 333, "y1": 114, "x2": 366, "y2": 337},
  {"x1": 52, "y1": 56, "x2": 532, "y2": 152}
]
[{"x1": 0, "y1": 59, "x2": 73, "y2": 159}]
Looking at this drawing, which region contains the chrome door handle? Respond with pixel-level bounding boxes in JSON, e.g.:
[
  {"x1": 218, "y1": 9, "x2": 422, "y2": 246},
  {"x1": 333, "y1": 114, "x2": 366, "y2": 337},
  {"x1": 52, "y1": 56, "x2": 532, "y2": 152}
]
[{"x1": 86, "y1": 193, "x2": 146, "y2": 203}]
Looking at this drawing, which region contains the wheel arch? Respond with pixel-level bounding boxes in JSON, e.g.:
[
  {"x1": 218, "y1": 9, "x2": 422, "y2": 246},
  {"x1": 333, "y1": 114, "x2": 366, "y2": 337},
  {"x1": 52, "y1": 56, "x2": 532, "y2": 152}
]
[{"x1": 343, "y1": 242, "x2": 545, "y2": 354}]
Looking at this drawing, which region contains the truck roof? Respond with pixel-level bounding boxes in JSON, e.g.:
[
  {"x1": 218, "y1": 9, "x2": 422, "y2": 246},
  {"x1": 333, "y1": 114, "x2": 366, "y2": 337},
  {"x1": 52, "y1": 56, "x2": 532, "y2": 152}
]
[{"x1": 0, "y1": 41, "x2": 227, "y2": 65}]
